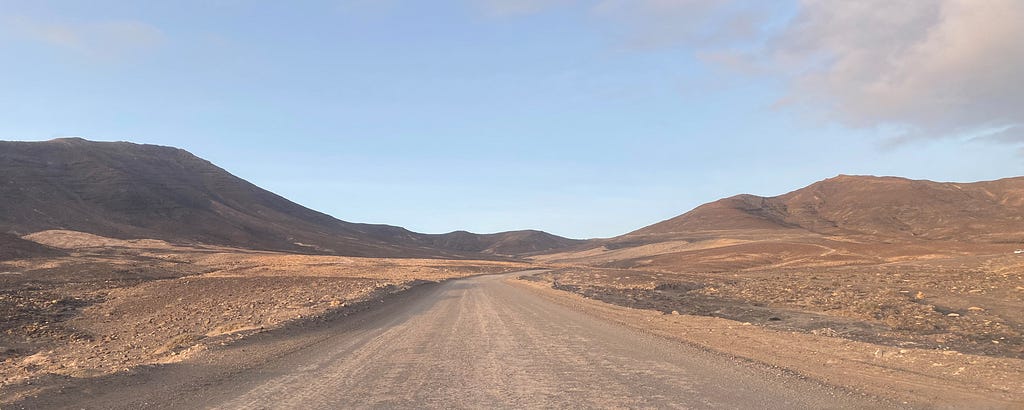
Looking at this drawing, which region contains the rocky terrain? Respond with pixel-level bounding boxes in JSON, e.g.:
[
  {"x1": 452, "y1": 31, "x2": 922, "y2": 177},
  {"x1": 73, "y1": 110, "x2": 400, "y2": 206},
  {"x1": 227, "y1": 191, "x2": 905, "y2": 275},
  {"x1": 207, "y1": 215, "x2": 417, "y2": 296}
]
[
  {"x1": 2, "y1": 138, "x2": 1022, "y2": 406},
  {"x1": 526, "y1": 254, "x2": 1024, "y2": 358},
  {"x1": 0, "y1": 230, "x2": 528, "y2": 402},
  {"x1": 0, "y1": 138, "x2": 579, "y2": 403},
  {"x1": 532, "y1": 175, "x2": 1024, "y2": 361},
  {"x1": 0, "y1": 234, "x2": 64, "y2": 261},
  {"x1": 513, "y1": 277, "x2": 1024, "y2": 408}
]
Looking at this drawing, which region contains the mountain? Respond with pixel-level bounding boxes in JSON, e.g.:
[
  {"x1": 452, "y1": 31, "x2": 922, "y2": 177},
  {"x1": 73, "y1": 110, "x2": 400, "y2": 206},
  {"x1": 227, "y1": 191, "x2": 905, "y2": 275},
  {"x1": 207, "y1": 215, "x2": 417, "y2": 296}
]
[
  {"x1": 0, "y1": 138, "x2": 579, "y2": 258},
  {"x1": 630, "y1": 175, "x2": 1024, "y2": 243},
  {"x1": 535, "y1": 175, "x2": 1024, "y2": 271},
  {"x1": 429, "y1": 229, "x2": 584, "y2": 256}
]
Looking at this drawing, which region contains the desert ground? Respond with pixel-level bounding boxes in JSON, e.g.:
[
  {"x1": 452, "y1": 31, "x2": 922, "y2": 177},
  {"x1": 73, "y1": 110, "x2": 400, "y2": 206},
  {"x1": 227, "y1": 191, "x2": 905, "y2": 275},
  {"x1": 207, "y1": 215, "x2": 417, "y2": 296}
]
[
  {"x1": 3, "y1": 230, "x2": 1024, "y2": 408},
  {"x1": 524, "y1": 230, "x2": 1024, "y2": 407},
  {"x1": 532, "y1": 237, "x2": 1024, "y2": 360},
  {"x1": 0, "y1": 230, "x2": 527, "y2": 404}
]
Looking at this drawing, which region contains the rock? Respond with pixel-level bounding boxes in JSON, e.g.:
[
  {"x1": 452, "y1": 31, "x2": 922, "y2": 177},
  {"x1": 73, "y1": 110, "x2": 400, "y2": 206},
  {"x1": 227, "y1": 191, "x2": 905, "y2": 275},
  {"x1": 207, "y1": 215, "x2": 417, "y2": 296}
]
[
  {"x1": 811, "y1": 327, "x2": 838, "y2": 337},
  {"x1": 968, "y1": 306, "x2": 984, "y2": 312},
  {"x1": 947, "y1": 313, "x2": 960, "y2": 317},
  {"x1": 914, "y1": 291, "x2": 926, "y2": 300},
  {"x1": 671, "y1": 310, "x2": 680, "y2": 315}
]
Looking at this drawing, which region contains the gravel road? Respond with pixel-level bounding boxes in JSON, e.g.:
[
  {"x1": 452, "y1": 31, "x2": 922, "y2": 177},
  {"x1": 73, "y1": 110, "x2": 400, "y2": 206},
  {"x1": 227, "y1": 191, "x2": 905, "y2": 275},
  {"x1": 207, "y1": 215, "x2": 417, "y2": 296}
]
[{"x1": 14, "y1": 271, "x2": 894, "y2": 409}]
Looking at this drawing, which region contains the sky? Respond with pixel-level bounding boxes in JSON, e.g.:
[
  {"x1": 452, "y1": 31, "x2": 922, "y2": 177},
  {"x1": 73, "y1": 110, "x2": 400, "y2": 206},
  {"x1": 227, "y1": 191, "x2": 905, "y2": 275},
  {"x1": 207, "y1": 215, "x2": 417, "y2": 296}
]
[{"x1": 1, "y1": 0, "x2": 1022, "y2": 239}]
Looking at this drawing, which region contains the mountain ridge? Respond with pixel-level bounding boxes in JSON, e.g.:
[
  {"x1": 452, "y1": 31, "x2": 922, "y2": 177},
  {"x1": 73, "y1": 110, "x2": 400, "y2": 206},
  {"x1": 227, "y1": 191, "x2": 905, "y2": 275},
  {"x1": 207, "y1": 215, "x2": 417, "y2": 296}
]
[
  {"x1": 0, "y1": 138, "x2": 582, "y2": 258},
  {"x1": 627, "y1": 174, "x2": 1024, "y2": 243}
]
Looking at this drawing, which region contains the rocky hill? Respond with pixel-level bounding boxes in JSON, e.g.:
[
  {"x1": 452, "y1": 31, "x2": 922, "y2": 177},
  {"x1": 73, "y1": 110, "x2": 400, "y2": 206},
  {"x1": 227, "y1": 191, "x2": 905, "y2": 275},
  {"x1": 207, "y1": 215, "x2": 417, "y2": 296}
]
[
  {"x1": 629, "y1": 175, "x2": 1024, "y2": 243},
  {"x1": 536, "y1": 175, "x2": 1024, "y2": 272},
  {"x1": 0, "y1": 138, "x2": 579, "y2": 258},
  {"x1": 430, "y1": 229, "x2": 584, "y2": 256}
]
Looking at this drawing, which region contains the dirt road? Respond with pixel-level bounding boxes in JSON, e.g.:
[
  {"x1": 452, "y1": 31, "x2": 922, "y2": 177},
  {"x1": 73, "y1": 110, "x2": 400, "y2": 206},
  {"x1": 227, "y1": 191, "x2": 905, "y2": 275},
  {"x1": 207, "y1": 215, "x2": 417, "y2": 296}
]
[{"x1": 13, "y1": 271, "x2": 893, "y2": 409}]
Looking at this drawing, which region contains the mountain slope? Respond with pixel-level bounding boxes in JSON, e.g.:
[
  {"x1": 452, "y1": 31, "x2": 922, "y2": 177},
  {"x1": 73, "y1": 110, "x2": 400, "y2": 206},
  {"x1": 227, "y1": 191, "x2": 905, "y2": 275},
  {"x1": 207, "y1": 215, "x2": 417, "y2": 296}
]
[
  {"x1": 536, "y1": 175, "x2": 1024, "y2": 272},
  {"x1": 0, "y1": 233, "x2": 65, "y2": 261},
  {"x1": 430, "y1": 230, "x2": 584, "y2": 256},
  {"x1": 0, "y1": 138, "x2": 578, "y2": 258},
  {"x1": 631, "y1": 175, "x2": 1024, "y2": 243}
]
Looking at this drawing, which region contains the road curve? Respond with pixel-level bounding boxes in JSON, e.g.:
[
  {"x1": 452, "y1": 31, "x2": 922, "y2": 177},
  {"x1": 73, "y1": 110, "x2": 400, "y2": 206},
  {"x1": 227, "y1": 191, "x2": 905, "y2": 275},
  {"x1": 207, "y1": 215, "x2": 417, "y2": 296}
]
[{"x1": 16, "y1": 271, "x2": 893, "y2": 409}]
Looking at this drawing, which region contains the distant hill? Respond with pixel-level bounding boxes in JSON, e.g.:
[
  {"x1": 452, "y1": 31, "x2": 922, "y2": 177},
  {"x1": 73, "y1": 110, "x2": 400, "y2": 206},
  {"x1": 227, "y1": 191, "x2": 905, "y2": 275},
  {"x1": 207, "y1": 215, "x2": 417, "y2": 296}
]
[
  {"x1": 630, "y1": 175, "x2": 1024, "y2": 243},
  {"x1": 0, "y1": 138, "x2": 579, "y2": 258},
  {"x1": 429, "y1": 230, "x2": 584, "y2": 256}
]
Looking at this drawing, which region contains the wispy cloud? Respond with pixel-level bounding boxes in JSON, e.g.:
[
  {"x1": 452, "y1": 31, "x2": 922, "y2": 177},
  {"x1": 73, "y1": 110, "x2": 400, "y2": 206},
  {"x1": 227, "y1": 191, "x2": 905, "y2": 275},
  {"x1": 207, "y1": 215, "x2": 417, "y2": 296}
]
[
  {"x1": 766, "y1": 0, "x2": 1024, "y2": 143},
  {"x1": 970, "y1": 126, "x2": 1024, "y2": 150},
  {"x1": 4, "y1": 14, "x2": 164, "y2": 60}
]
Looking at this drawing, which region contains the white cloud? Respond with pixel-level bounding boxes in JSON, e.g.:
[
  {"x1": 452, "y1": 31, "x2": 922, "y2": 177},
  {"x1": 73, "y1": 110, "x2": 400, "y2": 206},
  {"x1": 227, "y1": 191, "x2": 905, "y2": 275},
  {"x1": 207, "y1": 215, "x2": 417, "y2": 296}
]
[
  {"x1": 769, "y1": 0, "x2": 1024, "y2": 142},
  {"x1": 588, "y1": 0, "x2": 1024, "y2": 145},
  {"x1": 5, "y1": 15, "x2": 164, "y2": 60}
]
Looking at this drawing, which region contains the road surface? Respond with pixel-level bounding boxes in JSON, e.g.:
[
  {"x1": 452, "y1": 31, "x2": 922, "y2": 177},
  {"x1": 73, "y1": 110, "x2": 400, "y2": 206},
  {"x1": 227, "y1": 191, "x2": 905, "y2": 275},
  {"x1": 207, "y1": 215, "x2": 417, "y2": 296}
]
[{"x1": 15, "y1": 271, "x2": 893, "y2": 409}]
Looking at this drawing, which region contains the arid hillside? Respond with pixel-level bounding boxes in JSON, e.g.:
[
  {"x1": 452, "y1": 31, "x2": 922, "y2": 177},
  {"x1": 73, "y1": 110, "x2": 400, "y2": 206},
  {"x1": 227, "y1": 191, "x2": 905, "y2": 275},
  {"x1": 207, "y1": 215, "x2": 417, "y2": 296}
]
[
  {"x1": 533, "y1": 175, "x2": 1024, "y2": 360},
  {"x1": 0, "y1": 234, "x2": 64, "y2": 261},
  {"x1": 428, "y1": 229, "x2": 584, "y2": 256},
  {"x1": 542, "y1": 175, "x2": 1024, "y2": 271},
  {"x1": 0, "y1": 138, "x2": 580, "y2": 258},
  {"x1": 0, "y1": 229, "x2": 529, "y2": 401},
  {"x1": 632, "y1": 175, "x2": 1024, "y2": 243}
]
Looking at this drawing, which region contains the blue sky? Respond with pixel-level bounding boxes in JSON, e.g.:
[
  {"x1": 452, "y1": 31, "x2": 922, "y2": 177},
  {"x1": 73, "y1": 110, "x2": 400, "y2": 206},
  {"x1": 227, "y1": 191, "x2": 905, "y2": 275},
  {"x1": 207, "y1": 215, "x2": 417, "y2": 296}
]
[{"x1": 2, "y1": 1, "x2": 1022, "y2": 238}]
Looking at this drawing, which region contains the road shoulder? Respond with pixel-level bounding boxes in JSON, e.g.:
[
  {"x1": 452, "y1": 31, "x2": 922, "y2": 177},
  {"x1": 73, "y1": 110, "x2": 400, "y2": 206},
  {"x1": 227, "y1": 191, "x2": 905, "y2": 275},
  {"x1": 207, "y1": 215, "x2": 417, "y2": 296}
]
[{"x1": 509, "y1": 276, "x2": 1024, "y2": 409}]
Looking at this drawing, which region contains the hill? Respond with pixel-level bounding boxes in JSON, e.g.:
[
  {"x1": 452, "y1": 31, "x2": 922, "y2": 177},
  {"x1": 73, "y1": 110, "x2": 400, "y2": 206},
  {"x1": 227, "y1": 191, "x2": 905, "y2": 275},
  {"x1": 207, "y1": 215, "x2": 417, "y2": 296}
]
[
  {"x1": 0, "y1": 138, "x2": 578, "y2": 258},
  {"x1": 630, "y1": 175, "x2": 1024, "y2": 243},
  {"x1": 537, "y1": 175, "x2": 1024, "y2": 270},
  {"x1": 430, "y1": 229, "x2": 584, "y2": 256},
  {"x1": 530, "y1": 175, "x2": 1024, "y2": 362}
]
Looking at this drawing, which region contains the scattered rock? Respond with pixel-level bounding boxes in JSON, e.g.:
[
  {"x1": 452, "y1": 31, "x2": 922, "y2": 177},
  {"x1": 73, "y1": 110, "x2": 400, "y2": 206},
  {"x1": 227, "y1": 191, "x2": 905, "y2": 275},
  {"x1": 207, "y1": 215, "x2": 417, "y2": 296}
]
[{"x1": 811, "y1": 327, "x2": 838, "y2": 337}]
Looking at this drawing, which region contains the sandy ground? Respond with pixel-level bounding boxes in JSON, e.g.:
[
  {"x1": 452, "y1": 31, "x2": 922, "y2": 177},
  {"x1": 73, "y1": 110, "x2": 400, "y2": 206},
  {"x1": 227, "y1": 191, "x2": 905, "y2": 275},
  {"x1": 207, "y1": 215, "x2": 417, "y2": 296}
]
[{"x1": 0, "y1": 230, "x2": 527, "y2": 403}]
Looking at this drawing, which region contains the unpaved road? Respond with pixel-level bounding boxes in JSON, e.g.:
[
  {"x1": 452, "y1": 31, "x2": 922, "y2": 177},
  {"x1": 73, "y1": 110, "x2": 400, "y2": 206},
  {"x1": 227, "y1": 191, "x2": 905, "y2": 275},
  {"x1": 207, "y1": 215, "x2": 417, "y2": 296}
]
[{"x1": 13, "y1": 271, "x2": 894, "y2": 409}]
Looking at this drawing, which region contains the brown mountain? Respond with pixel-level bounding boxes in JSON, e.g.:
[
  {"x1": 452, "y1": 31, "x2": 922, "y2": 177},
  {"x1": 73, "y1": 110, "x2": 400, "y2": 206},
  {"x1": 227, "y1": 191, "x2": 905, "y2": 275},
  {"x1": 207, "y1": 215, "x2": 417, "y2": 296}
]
[
  {"x1": 537, "y1": 175, "x2": 1024, "y2": 271},
  {"x1": 0, "y1": 138, "x2": 579, "y2": 258},
  {"x1": 429, "y1": 229, "x2": 584, "y2": 256},
  {"x1": 630, "y1": 175, "x2": 1024, "y2": 243}
]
